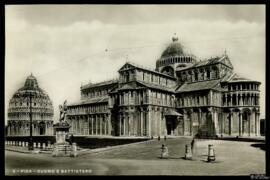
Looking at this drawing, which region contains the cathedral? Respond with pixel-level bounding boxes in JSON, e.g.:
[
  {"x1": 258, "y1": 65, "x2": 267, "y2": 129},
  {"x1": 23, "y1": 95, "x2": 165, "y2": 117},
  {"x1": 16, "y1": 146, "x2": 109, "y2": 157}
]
[
  {"x1": 66, "y1": 36, "x2": 261, "y2": 138},
  {"x1": 7, "y1": 74, "x2": 54, "y2": 136}
]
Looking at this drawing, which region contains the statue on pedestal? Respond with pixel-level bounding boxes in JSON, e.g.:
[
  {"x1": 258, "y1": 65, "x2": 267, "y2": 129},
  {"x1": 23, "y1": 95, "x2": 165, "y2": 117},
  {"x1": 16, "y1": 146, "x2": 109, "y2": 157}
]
[
  {"x1": 59, "y1": 100, "x2": 67, "y2": 124},
  {"x1": 53, "y1": 100, "x2": 77, "y2": 157}
]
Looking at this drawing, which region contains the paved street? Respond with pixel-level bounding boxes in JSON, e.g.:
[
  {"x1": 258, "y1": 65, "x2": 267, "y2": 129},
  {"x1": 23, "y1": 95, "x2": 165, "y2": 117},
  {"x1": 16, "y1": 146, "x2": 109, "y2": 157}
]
[{"x1": 5, "y1": 137, "x2": 265, "y2": 175}]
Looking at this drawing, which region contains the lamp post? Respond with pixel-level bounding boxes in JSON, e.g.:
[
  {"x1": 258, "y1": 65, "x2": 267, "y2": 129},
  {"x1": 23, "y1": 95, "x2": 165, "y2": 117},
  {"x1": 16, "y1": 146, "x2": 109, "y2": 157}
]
[{"x1": 28, "y1": 91, "x2": 34, "y2": 150}]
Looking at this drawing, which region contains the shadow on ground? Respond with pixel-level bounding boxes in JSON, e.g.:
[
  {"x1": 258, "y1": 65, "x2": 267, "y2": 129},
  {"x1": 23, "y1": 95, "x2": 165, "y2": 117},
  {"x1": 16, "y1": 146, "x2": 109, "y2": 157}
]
[{"x1": 250, "y1": 143, "x2": 265, "y2": 151}]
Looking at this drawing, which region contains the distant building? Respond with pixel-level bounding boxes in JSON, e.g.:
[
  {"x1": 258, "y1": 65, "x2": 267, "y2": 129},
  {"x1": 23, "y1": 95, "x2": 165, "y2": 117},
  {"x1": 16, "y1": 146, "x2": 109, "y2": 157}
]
[
  {"x1": 66, "y1": 36, "x2": 261, "y2": 137},
  {"x1": 6, "y1": 74, "x2": 54, "y2": 136}
]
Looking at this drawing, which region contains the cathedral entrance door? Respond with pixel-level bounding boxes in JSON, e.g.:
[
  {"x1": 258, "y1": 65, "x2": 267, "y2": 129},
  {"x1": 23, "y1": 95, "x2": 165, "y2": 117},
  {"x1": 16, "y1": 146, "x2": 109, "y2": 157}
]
[{"x1": 167, "y1": 123, "x2": 172, "y2": 135}]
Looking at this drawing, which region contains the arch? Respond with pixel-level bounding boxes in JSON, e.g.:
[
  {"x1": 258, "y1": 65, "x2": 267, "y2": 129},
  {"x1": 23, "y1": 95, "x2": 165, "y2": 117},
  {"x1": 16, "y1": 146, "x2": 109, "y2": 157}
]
[
  {"x1": 38, "y1": 121, "x2": 46, "y2": 135},
  {"x1": 206, "y1": 68, "x2": 211, "y2": 79},
  {"x1": 161, "y1": 66, "x2": 174, "y2": 77},
  {"x1": 176, "y1": 64, "x2": 187, "y2": 69}
]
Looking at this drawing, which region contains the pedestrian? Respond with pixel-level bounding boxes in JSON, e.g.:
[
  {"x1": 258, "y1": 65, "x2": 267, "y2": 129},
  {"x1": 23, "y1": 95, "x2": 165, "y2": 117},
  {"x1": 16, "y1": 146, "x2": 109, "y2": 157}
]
[
  {"x1": 158, "y1": 136, "x2": 160, "y2": 141},
  {"x1": 191, "y1": 137, "x2": 196, "y2": 155},
  {"x1": 164, "y1": 136, "x2": 167, "y2": 141}
]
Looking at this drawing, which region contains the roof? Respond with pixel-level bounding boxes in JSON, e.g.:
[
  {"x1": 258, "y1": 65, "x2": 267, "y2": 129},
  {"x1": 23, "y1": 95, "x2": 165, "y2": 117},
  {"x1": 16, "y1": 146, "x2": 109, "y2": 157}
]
[
  {"x1": 228, "y1": 73, "x2": 261, "y2": 83},
  {"x1": 178, "y1": 55, "x2": 233, "y2": 71},
  {"x1": 137, "y1": 80, "x2": 176, "y2": 93},
  {"x1": 164, "y1": 109, "x2": 183, "y2": 116},
  {"x1": 176, "y1": 79, "x2": 223, "y2": 93},
  {"x1": 119, "y1": 62, "x2": 176, "y2": 80},
  {"x1": 117, "y1": 83, "x2": 138, "y2": 91},
  {"x1": 68, "y1": 96, "x2": 109, "y2": 106},
  {"x1": 220, "y1": 73, "x2": 261, "y2": 84},
  {"x1": 81, "y1": 79, "x2": 118, "y2": 90}
]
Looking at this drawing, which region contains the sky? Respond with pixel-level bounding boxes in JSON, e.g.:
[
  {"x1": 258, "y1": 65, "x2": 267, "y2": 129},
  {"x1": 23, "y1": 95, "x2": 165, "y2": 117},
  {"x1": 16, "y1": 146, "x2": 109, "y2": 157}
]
[{"x1": 5, "y1": 5, "x2": 265, "y2": 124}]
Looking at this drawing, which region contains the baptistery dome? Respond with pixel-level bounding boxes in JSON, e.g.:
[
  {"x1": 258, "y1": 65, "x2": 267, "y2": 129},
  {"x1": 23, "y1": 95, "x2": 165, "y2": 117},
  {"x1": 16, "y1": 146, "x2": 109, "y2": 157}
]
[{"x1": 7, "y1": 74, "x2": 54, "y2": 136}]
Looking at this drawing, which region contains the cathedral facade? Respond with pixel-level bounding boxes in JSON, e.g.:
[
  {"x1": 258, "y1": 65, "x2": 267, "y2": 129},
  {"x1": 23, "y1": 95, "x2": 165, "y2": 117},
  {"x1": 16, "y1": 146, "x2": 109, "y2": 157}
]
[{"x1": 66, "y1": 36, "x2": 261, "y2": 138}]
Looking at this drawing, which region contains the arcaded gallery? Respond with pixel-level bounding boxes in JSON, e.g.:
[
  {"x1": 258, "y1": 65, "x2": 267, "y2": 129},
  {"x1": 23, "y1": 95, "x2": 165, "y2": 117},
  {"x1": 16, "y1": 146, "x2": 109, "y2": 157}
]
[{"x1": 65, "y1": 36, "x2": 261, "y2": 138}]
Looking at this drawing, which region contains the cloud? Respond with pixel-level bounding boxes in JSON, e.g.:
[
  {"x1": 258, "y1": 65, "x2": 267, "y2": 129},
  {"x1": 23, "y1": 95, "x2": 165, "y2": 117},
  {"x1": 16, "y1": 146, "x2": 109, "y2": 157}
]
[{"x1": 5, "y1": 6, "x2": 265, "y2": 124}]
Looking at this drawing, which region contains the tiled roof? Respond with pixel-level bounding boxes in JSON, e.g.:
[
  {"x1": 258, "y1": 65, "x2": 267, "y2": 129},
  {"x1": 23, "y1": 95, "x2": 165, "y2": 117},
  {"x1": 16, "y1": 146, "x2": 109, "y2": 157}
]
[
  {"x1": 68, "y1": 96, "x2": 109, "y2": 106},
  {"x1": 119, "y1": 62, "x2": 176, "y2": 80},
  {"x1": 118, "y1": 83, "x2": 137, "y2": 91},
  {"x1": 221, "y1": 73, "x2": 260, "y2": 84},
  {"x1": 176, "y1": 79, "x2": 223, "y2": 92},
  {"x1": 228, "y1": 74, "x2": 260, "y2": 83},
  {"x1": 178, "y1": 55, "x2": 233, "y2": 71},
  {"x1": 81, "y1": 79, "x2": 118, "y2": 90},
  {"x1": 137, "y1": 80, "x2": 176, "y2": 93}
]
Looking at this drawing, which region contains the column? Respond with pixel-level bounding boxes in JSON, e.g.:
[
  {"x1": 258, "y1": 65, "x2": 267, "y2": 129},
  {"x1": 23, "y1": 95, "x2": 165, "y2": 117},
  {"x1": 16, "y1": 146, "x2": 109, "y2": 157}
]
[
  {"x1": 128, "y1": 91, "x2": 131, "y2": 105},
  {"x1": 95, "y1": 115, "x2": 98, "y2": 135},
  {"x1": 140, "y1": 109, "x2": 144, "y2": 136},
  {"x1": 239, "y1": 94, "x2": 243, "y2": 106},
  {"x1": 239, "y1": 112, "x2": 242, "y2": 136},
  {"x1": 123, "y1": 114, "x2": 126, "y2": 136},
  {"x1": 104, "y1": 115, "x2": 107, "y2": 135},
  {"x1": 100, "y1": 115, "x2": 102, "y2": 135},
  {"x1": 87, "y1": 115, "x2": 90, "y2": 135},
  {"x1": 236, "y1": 93, "x2": 238, "y2": 106},
  {"x1": 91, "y1": 116, "x2": 93, "y2": 135},
  {"x1": 148, "y1": 107, "x2": 151, "y2": 137},
  {"x1": 230, "y1": 94, "x2": 232, "y2": 106},
  {"x1": 229, "y1": 111, "x2": 233, "y2": 135},
  {"x1": 225, "y1": 94, "x2": 227, "y2": 106},
  {"x1": 119, "y1": 114, "x2": 122, "y2": 136},
  {"x1": 108, "y1": 113, "x2": 111, "y2": 136},
  {"x1": 190, "y1": 109, "x2": 193, "y2": 136},
  {"x1": 248, "y1": 112, "x2": 251, "y2": 136},
  {"x1": 128, "y1": 115, "x2": 130, "y2": 136},
  {"x1": 198, "y1": 108, "x2": 202, "y2": 128},
  {"x1": 255, "y1": 112, "x2": 260, "y2": 136},
  {"x1": 119, "y1": 94, "x2": 122, "y2": 105}
]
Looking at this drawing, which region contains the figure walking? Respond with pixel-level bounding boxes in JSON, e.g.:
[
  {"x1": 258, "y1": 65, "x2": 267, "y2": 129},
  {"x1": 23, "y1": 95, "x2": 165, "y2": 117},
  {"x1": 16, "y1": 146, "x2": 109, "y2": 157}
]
[
  {"x1": 191, "y1": 137, "x2": 196, "y2": 155},
  {"x1": 161, "y1": 144, "x2": 169, "y2": 159}
]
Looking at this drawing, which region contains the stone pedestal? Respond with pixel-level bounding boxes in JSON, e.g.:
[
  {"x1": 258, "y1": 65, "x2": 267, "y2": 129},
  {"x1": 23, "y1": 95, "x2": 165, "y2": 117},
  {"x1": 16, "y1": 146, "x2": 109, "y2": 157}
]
[{"x1": 52, "y1": 122, "x2": 74, "y2": 157}]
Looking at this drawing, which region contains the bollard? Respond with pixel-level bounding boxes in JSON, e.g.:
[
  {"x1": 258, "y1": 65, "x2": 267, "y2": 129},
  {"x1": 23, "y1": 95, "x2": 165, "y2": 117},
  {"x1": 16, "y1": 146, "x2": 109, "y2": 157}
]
[
  {"x1": 185, "y1": 144, "x2": 192, "y2": 160},
  {"x1": 52, "y1": 143, "x2": 58, "y2": 157},
  {"x1": 70, "y1": 143, "x2": 78, "y2": 157},
  {"x1": 161, "y1": 144, "x2": 169, "y2": 159},
  {"x1": 207, "y1": 144, "x2": 215, "y2": 162}
]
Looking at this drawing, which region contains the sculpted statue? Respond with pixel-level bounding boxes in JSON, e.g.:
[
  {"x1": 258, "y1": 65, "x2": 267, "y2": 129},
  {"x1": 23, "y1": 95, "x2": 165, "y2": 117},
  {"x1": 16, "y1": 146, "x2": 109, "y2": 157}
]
[{"x1": 59, "y1": 100, "x2": 67, "y2": 124}]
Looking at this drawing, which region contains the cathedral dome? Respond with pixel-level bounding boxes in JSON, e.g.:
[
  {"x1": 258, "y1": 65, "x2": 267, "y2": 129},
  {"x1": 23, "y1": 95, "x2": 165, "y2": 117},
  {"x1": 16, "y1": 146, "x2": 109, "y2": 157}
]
[
  {"x1": 7, "y1": 74, "x2": 54, "y2": 136},
  {"x1": 161, "y1": 36, "x2": 184, "y2": 58}
]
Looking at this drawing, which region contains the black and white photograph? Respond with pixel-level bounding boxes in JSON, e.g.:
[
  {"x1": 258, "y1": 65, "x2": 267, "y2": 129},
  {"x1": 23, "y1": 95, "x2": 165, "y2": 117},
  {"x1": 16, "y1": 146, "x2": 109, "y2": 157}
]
[{"x1": 4, "y1": 4, "x2": 267, "y2": 176}]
